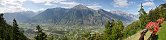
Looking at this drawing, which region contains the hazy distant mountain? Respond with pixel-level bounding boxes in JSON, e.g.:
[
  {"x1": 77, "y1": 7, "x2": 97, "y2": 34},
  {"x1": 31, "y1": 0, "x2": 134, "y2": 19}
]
[
  {"x1": 31, "y1": 4, "x2": 137, "y2": 25},
  {"x1": 3, "y1": 11, "x2": 37, "y2": 22},
  {"x1": 110, "y1": 11, "x2": 138, "y2": 23}
]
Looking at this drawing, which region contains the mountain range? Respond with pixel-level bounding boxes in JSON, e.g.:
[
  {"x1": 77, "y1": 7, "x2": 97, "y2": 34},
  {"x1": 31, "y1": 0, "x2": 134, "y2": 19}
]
[{"x1": 3, "y1": 4, "x2": 137, "y2": 26}]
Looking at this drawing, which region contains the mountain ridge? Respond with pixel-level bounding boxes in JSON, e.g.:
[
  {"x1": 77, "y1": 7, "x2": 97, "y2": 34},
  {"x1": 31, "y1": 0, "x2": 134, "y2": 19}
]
[
  {"x1": 30, "y1": 5, "x2": 137, "y2": 26},
  {"x1": 3, "y1": 5, "x2": 137, "y2": 26}
]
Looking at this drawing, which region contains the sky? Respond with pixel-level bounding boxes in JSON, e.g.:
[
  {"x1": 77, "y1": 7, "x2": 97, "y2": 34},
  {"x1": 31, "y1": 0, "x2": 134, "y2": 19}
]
[{"x1": 0, "y1": 0, "x2": 166, "y2": 14}]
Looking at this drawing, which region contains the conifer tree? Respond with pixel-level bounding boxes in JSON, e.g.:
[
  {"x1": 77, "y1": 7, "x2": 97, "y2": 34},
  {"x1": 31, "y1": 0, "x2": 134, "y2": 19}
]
[
  {"x1": 0, "y1": 14, "x2": 5, "y2": 39},
  {"x1": 0, "y1": 14, "x2": 28, "y2": 40},
  {"x1": 12, "y1": 19, "x2": 19, "y2": 39},
  {"x1": 138, "y1": 3, "x2": 150, "y2": 29},
  {"x1": 35, "y1": 25, "x2": 47, "y2": 40},
  {"x1": 12, "y1": 19, "x2": 29, "y2": 40},
  {"x1": 0, "y1": 14, "x2": 11, "y2": 40}
]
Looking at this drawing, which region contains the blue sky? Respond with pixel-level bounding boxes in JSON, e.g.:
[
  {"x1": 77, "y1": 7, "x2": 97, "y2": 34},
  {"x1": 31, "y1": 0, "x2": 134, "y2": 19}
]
[{"x1": 0, "y1": 0, "x2": 166, "y2": 15}]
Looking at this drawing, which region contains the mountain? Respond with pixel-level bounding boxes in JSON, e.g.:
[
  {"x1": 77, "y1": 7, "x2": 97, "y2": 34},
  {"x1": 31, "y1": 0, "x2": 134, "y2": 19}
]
[
  {"x1": 31, "y1": 5, "x2": 106, "y2": 25},
  {"x1": 3, "y1": 11, "x2": 37, "y2": 22},
  {"x1": 2, "y1": 4, "x2": 137, "y2": 26},
  {"x1": 31, "y1": 4, "x2": 136, "y2": 26},
  {"x1": 110, "y1": 11, "x2": 138, "y2": 23}
]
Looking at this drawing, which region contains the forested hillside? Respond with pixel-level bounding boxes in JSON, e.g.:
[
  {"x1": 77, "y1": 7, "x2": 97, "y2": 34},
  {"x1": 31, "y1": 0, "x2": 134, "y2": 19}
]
[{"x1": 0, "y1": 14, "x2": 29, "y2": 40}]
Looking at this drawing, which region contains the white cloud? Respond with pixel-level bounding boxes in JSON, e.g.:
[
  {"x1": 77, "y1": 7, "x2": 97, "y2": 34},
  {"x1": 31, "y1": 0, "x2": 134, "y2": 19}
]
[
  {"x1": 142, "y1": 1, "x2": 155, "y2": 7},
  {"x1": 30, "y1": 0, "x2": 66, "y2": 6},
  {"x1": 30, "y1": 0, "x2": 80, "y2": 7},
  {"x1": 104, "y1": 9, "x2": 111, "y2": 12},
  {"x1": 144, "y1": 0, "x2": 154, "y2": 1},
  {"x1": 0, "y1": 0, "x2": 108, "y2": 13},
  {"x1": 44, "y1": 2, "x2": 54, "y2": 6},
  {"x1": 137, "y1": 1, "x2": 155, "y2": 14},
  {"x1": 0, "y1": 0, "x2": 80, "y2": 13},
  {"x1": 30, "y1": 0, "x2": 54, "y2": 3},
  {"x1": 87, "y1": 4, "x2": 102, "y2": 10},
  {"x1": 113, "y1": 0, "x2": 129, "y2": 7},
  {"x1": 0, "y1": 0, "x2": 28, "y2": 13},
  {"x1": 0, "y1": 7, "x2": 5, "y2": 13},
  {"x1": 59, "y1": 1, "x2": 80, "y2": 8},
  {"x1": 32, "y1": 8, "x2": 46, "y2": 12}
]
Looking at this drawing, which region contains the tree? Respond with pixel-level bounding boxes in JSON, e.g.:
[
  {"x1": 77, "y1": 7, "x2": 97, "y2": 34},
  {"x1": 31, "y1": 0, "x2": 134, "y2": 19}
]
[
  {"x1": 0, "y1": 14, "x2": 14, "y2": 40},
  {"x1": 0, "y1": 14, "x2": 28, "y2": 40},
  {"x1": 0, "y1": 14, "x2": 8, "y2": 40},
  {"x1": 103, "y1": 20, "x2": 112, "y2": 40},
  {"x1": 35, "y1": 25, "x2": 47, "y2": 40},
  {"x1": 103, "y1": 20, "x2": 124, "y2": 40},
  {"x1": 116, "y1": 20, "x2": 124, "y2": 39},
  {"x1": 110, "y1": 20, "x2": 124, "y2": 40},
  {"x1": 138, "y1": 3, "x2": 150, "y2": 29},
  {"x1": 12, "y1": 19, "x2": 29, "y2": 40},
  {"x1": 12, "y1": 19, "x2": 19, "y2": 39}
]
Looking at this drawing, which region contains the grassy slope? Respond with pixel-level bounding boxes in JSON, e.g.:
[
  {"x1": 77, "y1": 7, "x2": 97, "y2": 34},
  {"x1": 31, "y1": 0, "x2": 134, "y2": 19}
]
[
  {"x1": 158, "y1": 21, "x2": 166, "y2": 40},
  {"x1": 125, "y1": 21, "x2": 166, "y2": 40},
  {"x1": 125, "y1": 30, "x2": 151, "y2": 40}
]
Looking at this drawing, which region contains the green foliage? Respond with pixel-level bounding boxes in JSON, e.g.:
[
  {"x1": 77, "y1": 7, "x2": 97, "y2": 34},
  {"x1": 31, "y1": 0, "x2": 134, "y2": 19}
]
[
  {"x1": 82, "y1": 32, "x2": 91, "y2": 40},
  {"x1": 103, "y1": 20, "x2": 112, "y2": 40},
  {"x1": 34, "y1": 25, "x2": 47, "y2": 40},
  {"x1": 0, "y1": 14, "x2": 29, "y2": 40},
  {"x1": 123, "y1": 3, "x2": 166, "y2": 39},
  {"x1": 148, "y1": 7, "x2": 161, "y2": 22},
  {"x1": 12, "y1": 19, "x2": 29, "y2": 40},
  {"x1": 138, "y1": 4, "x2": 150, "y2": 29},
  {"x1": 123, "y1": 20, "x2": 141, "y2": 38},
  {"x1": 110, "y1": 20, "x2": 124, "y2": 40},
  {"x1": 93, "y1": 33, "x2": 102, "y2": 40},
  {"x1": 121, "y1": 4, "x2": 149, "y2": 39},
  {"x1": 158, "y1": 21, "x2": 166, "y2": 40},
  {"x1": 103, "y1": 20, "x2": 124, "y2": 40},
  {"x1": 47, "y1": 34, "x2": 54, "y2": 40},
  {"x1": 82, "y1": 32, "x2": 103, "y2": 40},
  {"x1": 148, "y1": 4, "x2": 166, "y2": 21},
  {"x1": 122, "y1": 4, "x2": 150, "y2": 39}
]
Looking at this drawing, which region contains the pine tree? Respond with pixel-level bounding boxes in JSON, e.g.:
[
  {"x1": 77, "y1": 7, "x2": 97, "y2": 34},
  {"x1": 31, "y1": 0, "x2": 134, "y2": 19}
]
[
  {"x1": 35, "y1": 25, "x2": 47, "y2": 40},
  {"x1": 138, "y1": 3, "x2": 150, "y2": 29},
  {"x1": 12, "y1": 19, "x2": 19, "y2": 39},
  {"x1": 0, "y1": 14, "x2": 6, "y2": 39},
  {"x1": 12, "y1": 19, "x2": 29, "y2": 40},
  {"x1": 0, "y1": 14, "x2": 11, "y2": 40},
  {"x1": 0, "y1": 14, "x2": 28, "y2": 40}
]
